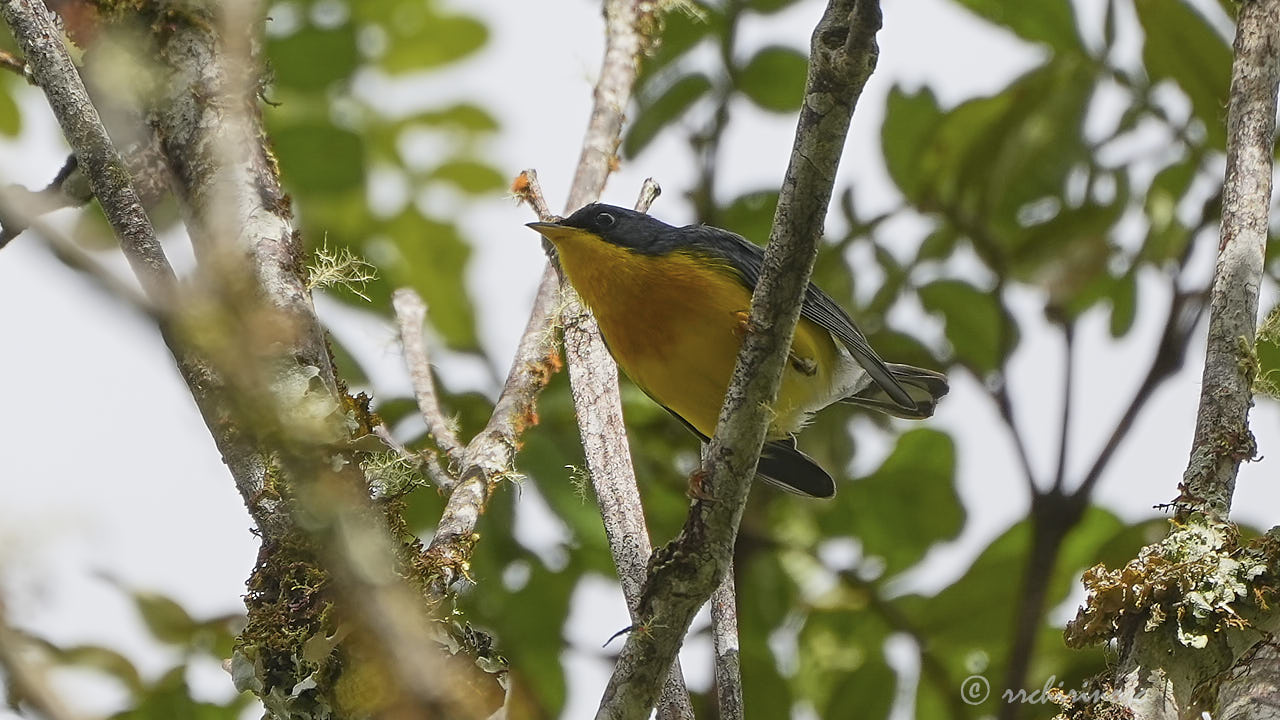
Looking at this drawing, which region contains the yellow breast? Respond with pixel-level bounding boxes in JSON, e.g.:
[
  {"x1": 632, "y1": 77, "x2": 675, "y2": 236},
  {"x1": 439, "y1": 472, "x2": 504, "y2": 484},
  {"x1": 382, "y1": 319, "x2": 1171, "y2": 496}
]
[{"x1": 552, "y1": 231, "x2": 842, "y2": 439}]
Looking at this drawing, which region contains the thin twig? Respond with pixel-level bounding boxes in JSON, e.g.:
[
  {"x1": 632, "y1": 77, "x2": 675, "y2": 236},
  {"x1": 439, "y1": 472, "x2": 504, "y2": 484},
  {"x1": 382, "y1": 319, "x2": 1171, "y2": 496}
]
[
  {"x1": 595, "y1": 1, "x2": 884, "y2": 717},
  {"x1": 420, "y1": 264, "x2": 562, "y2": 589},
  {"x1": 990, "y1": 378, "x2": 1040, "y2": 493},
  {"x1": 0, "y1": 48, "x2": 31, "y2": 82},
  {"x1": 710, "y1": 562, "x2": 743, "y2": 720},
  {"x1": 635, "y1": 177, "x2": 661, "y2": 213},
  {"x1": 392, "y1": 288, "x2": 466, "y2": 463},
  {"x1": 512, "y1": 169, "x2": 555, "y2": 220},
  {"x1": 1051, "y1": 322, "x2": 1074, "y2": 492}
]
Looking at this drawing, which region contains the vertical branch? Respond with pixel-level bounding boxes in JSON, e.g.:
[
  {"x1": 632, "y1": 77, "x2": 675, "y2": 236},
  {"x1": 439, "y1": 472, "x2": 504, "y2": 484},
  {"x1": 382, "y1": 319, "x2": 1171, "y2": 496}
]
[
  {"x1": 548, "y1": 1, "x2": 696, "y2": 717},
  {"x1": 1178, "y1": 0, "x2": 1279, "y2": 519},
  {"x1": 596, "y1": 1, "x2": 883, "y2": 717},
  {"x1": 1089, "y1": 2, "x2": 1280, "y2": 718}
]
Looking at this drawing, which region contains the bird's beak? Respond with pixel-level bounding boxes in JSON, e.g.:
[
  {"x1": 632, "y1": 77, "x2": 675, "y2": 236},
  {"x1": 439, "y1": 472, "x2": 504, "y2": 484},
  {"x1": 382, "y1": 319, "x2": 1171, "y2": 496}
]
[{"x1": 526, "y1": 220, "x2": 579, "y2": 244}]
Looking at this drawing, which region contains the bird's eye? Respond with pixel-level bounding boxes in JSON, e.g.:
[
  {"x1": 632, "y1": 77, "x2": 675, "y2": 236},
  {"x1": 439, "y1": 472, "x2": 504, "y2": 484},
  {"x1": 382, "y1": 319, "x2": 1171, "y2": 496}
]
[{"x1": 595, "y1": 212, "x2": 616, "y2": 228}]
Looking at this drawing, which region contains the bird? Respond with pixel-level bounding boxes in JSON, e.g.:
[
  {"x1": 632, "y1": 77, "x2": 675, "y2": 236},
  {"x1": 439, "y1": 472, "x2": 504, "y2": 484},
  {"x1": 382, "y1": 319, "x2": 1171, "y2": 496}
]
[{"x1": 527, "y1": 203, "x2": 948, "y2": 498}]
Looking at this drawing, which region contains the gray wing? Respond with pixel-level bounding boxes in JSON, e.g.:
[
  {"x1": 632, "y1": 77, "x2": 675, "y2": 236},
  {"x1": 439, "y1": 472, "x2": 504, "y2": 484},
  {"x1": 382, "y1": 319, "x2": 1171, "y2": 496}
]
[{"x1": 680, "y1": 224, "x2": 917, "y2": 411}]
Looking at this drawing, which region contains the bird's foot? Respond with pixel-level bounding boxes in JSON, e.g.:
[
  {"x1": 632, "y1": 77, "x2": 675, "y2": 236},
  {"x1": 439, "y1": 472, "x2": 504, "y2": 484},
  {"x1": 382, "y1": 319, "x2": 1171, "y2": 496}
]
[{"x1": 687, "y1": 468, "x2": 717, "y2": 501}]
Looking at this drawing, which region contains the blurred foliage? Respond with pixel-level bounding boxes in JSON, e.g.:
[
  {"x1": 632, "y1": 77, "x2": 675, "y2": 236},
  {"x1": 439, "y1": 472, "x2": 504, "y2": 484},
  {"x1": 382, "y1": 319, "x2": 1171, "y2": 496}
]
[
  {"x1": 4, "y1": 0, "x2": 1274, "y2": 718},
  {"x1": 12, "y1": 583, "x2": 251, "y2": 720}
]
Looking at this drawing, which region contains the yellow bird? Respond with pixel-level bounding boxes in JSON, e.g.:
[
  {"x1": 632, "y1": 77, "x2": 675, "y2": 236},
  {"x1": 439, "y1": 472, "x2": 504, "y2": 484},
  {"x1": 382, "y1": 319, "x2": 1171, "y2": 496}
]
[{"x1": 528, "y1": 203, "x2": 947, "y2": 498}]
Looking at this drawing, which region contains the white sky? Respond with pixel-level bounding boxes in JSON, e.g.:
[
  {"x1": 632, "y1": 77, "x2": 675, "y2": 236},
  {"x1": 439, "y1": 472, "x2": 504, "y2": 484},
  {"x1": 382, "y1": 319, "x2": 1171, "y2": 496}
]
[{"x1": 0, "y1": 0, "x2": 1275, "y2": 718}]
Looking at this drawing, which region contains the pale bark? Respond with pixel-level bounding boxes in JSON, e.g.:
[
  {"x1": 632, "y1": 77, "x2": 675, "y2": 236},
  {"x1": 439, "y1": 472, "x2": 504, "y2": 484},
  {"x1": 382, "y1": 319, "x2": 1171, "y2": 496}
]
[{"x1": 595, "y1": 1, "x2": 884, "y2": 717}]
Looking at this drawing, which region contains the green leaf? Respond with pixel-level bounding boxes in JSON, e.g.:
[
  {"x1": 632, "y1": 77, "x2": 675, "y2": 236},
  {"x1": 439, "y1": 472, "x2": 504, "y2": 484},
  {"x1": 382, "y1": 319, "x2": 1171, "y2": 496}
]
[
  {"x1": 737, "y1": 46, "x2": 808, "y2": 113},
  {"x1": 718, "y1": 190, "x2": 778, "y2": 244},
  {"x1": 267, "y1": 25, "x2": 358, "y2": 91},
  {"x1": 1256, "y1": 304, "x2": 1280, "y2": 399},
  {"x1": 635, "y1": 5, "x2": 719, "y2": 95},
  {"x1": 379, "y1": 9, "x2": 488, "y2": 73},
  {"x1": 272, "y1": 123, "x2": 365, "y2": 195},
  {"x1": 882, "y1": 86, "x2": 944, "y2": 203},
  {"x1": 795, "y1": 603, "x2": 893, "y2": 713},
  {"x1": 747, "y1": 0, "x2": 802, "y2": 13},
  {"x1": 428, "y1": 159, "x2": 506, "y2": 194},
  {"x1": 0, "y1": 82, "x2": 20, "y2": 136},
  {"x1": 918, "y1": 279, "x2": 1017, "y2": 374},
  {"x1": 625, "y1": 72, "x2": 712, "y2": 157},
  {"x1": 950, "y1": 0, "x2": 1082, "y2": 51},
  {"x1": 825, "y1": 429, "x2": 962, "y2": 577},
  {"x1": 326, "y1": 331, "x2": 370, "y2": 386},
  {"x1": 43, "y1": 644, "x2": 145, "y2": 694},
  {"x1": 915, "y1": 225, "x2": 958, "y2": 263},
  {"x1": 1109, "y1": 270, "x2": 1137, "y2": 337},
  {"x1": 1135, "y1": 0, "x2": 1232, "y2": 149},
  {"x1": 823, "y1": 654, "x2": 895, "y2": 719},
  {"x1": 131, "y1": 592, "x2": 198, "y2": 645},
  {"x1": 385, "y1": 212, "x2": 478, "y2": 350},
  {"x1": 1140, "y1": 158, "x2": 1199, "y2": 265},
  {"x1": 416, "y1": 103, "x2": 500, "y2": 133}
]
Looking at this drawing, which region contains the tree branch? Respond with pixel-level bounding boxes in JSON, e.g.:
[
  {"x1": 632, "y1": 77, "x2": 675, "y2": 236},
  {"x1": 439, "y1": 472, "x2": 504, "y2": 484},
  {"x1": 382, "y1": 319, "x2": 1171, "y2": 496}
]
[
  {"x1": 1177, "y1": 0, "x2": 1279, "y2": 519},
  {"x1": 710, "y1": 562, "x2": 743, "y2": 720},
  {"x1": 392, "y1": 288, "x2": 466, "y2": 464},
  {"x1": 532, "y1": 1, "x2": 700, "y2": 717},
  {"x1": 1090, "y1": 2, "x2": 1280, "y2": 716},
  {"x1": 0, "y1": 0, "x2": 173, "y2": 299},
  {"x1": 420, "y1": 263, "x2": 561, "y2": 589},
  {"x1": 513, "y1": 168, "x2": 695, "y2": 718},
  {"x1": 1218, "y1": 639, "x2": 1280, "y2": 720},
  {"x1": 595, "y1": 2, "x2": 883, "y2": 717}
]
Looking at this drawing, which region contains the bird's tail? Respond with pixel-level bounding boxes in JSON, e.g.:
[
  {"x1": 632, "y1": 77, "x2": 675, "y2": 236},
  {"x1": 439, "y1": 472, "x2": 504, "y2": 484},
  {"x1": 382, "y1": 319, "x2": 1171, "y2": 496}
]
[
  {"x1": 841, "y1": 363, "x2": 949, "y2": 420},
  {"x1": 756, "y1": 438, "x2": 836, "y2": 498}
]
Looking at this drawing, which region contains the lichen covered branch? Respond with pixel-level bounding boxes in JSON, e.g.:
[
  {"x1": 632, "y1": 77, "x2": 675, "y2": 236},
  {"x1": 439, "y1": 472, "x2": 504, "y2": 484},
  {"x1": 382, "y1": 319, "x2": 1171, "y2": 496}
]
[{"x1": 595, "y1": 1, "x2": 884, "y2": 717}]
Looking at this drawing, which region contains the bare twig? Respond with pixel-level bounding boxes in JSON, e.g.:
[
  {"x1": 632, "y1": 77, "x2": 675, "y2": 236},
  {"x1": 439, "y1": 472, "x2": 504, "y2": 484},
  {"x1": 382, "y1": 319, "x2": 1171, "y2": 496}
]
[
  {"x1": 533, "y1": 1, "x2": 698, "y2": 717},
  {"x1": 0, "y1": 48, "x2": 28, "y2": 80},
  {"x1": 710, "y1": 562, "x2": 743, "y2": 720},
  {"x1": 1176, "y1": 0, "x2": 1278, "y2": 519},
  {"x1": 595, "y1": 2, "x2": 884, "y2": 717},
  {"x1": 512, "y1": 169, "x2": 554, "y2": 220},
  {"x1": 635, "y1": 177, "x2": 661, "y2": 213},
  {"x1": 392, "y1": 288, "x2": 466, "y2": 463},
  {"x1": 421, "y1": 262, "x2": 561, "y2": 588}
]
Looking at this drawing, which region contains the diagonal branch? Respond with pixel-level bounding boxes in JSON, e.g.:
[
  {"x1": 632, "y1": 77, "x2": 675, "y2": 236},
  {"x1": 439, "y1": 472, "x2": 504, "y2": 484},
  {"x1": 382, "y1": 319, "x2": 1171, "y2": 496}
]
[
  {"x1": 0, "y1": 0, "x2": 173, "y2": 300},
  {"x1": 595, "y1": 2, "x2": 884, "y2": 717}
]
